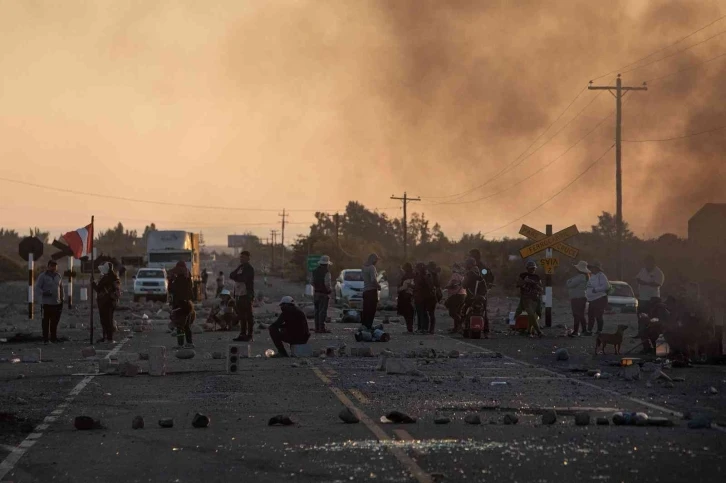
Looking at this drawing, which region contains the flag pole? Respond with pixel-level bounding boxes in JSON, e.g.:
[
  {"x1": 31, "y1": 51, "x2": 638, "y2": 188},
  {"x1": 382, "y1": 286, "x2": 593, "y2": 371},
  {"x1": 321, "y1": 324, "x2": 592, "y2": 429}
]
[{"x1": 89, "y1": 216, "x2": 95, "y2": 345}]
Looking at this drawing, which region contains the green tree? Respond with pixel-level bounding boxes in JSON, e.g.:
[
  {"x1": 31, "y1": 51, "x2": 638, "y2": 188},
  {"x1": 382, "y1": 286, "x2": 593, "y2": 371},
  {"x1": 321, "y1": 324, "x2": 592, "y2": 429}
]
[{"x1": 591, "y1": 212, "x2": 634, "y2": 242}]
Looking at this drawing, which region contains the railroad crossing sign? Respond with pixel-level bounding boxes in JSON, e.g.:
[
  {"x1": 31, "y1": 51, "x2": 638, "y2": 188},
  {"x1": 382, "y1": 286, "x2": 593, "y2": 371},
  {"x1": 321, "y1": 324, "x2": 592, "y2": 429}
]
[
  {"x1": 540, "y1": 258, "x2": 559, "y2": 274},
  {"x1": 519, "y1": 224, "x2": 579, "y2": 259}
]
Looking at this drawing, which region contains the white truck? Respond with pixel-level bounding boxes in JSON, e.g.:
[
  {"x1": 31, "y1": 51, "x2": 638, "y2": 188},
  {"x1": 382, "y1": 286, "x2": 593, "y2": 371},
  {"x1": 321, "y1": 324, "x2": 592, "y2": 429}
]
[{"x1": 146, "y1": 230, "x2": 203, "y2": 300}]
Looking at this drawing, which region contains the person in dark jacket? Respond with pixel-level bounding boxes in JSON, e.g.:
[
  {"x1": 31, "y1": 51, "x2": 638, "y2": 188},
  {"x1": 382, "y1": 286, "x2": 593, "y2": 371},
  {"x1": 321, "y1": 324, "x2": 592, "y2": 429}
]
[
  {"x1": 413, "y1": 263, "x2": 435, "y2": 334},
  {"x1": 397, "y1": 263, "x2": 416, "y2": 333},
  {"x1": 231, "y1": 251, "x2": 255, "y2": 342},
  {"x1": 92, "y1": 262, "x2": 121, "y2": 343},
  {"x1": 201, "y1": 269, "x2": 209, "y2": 300},
  {"x1": 426, "y1": 261, "x2": 442, "y2": 334},
  {"x1": 444, "y1": 263, "x2": 467, "y2": 333},
  {"x1": 312, "y1": 255, "x2": 333, "y2": 333},
  {"x1": 468, "y1": 249, "x2": 495, "y2": 291},
  {"x1": 361, "y1": 253, "x2": 381, "y2": 330},
  {"x1": 168, "y1": 261, "x2": 195, "y2": 348},
  {"x1": 35, "y1": 260, "x2": 64, "y2": 344},
  {"x1": 269, "y1": 296, "x2": 311, "y2": 357}
]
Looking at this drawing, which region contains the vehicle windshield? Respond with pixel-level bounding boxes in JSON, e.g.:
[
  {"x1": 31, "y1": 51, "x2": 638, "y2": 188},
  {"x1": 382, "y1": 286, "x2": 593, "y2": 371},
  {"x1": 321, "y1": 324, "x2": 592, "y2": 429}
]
[
  {"x1": 610, "y1": 284, "x2": 634, "y2": 297},
  {"x1": 343, "y1": 271, "x2": 363, "y2": 282},
  {"x1": 149, "y1": 253, "x2": 192, "y2": 263},
  {"x1": 137, "y1": 270, "x2": 165, "y2": 279}
]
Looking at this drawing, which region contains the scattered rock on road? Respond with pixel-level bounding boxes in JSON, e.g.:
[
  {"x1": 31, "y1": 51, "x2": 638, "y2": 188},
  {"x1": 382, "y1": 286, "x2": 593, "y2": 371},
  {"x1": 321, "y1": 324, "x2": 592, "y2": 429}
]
[
  {"x1": 158, "y1": 418, "x2": 174, "y2": 428},
  {"x1": 448, "y1": 350, "x2": 460, "y2": 359},
  {"x1": 119, "y1": 361, "x2": 139, "y2": 377},
  {"x1": 74, "y1": 416, "x2": 101, "y2": 431},
  {"x1": 269, "y1": 415, "x2": 295, "y2": 426},
  {"x1": 709, "y1": 386, "x2": 719, "y2": 395},
  {"x1": 623, "y1": 365, "x2": 640, "y2": 381},
  {"x1": 503, "y1": 414, "x2": 519, "y2": 425},
  {"x1": 542, "y1": 410, "x2": 557, "y2": 425},
  {"x1": 81, "y1": 346, "x2": 96, "y2": 358},
  {"x1": 664, "y1": 381, "x2": 675, "y2": 389},
  {"x1": 192, "y1": 413, "x2": 210, "y2": 428},
  {"x1": 612, "y1": 412, "x2": 627, "y2": 425},
  {"x1": 386, "y1": 411, "x2": 416, "y2": 424},
  {"x1": 574, "y1": 413, "x2": 591, "y2": 426},
  {"x1": 138, "y1": 352, "x2": 149, "y2": 361},
  {"x1": 175, "y1": 349, "x2": 196, "y2": 360},
  {"x1": 434, "y1": 416, "x2": 451, "y2": 425},
  {"x1": 634, "y1": 412, "x2": 649, "y2": 426},
  {"x1": 687, "y1": 416, "x2": 712, "y2": 430},
  {"x1": 339, "y1": 408, "x2": 360, "y2": 424},
  {"x1": 464, "y1": 414, "x2": 481, "y2": 425},
  {"x1": 132, "y1": 416, "x2": 144, "y2": 429},
  {"x1": 647, "y1": 417, "x2": 674, "y2": 427},
  {"x1": 555, "y1": 349, "x2": 569, "y2": 361},
  {"x1": 596, "y1": 417, "x2": 610, "y2": 426}
]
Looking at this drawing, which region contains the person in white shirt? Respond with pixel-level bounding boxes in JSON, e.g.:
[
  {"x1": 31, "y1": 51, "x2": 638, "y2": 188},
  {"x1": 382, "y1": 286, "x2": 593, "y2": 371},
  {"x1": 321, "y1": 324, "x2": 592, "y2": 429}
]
[
  {"x1": 635, "y1": 255, "x2": 665, "y2": 335},
  {"x1": 585, "y1": 261, "x2": 609, "y2": 335}
]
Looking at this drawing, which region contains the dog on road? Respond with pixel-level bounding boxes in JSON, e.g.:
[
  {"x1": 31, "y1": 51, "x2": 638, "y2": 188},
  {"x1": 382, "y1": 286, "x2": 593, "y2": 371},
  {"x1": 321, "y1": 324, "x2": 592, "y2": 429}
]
[{"x1": 595, "y1": 324, "x2": 629, "y2": 355}]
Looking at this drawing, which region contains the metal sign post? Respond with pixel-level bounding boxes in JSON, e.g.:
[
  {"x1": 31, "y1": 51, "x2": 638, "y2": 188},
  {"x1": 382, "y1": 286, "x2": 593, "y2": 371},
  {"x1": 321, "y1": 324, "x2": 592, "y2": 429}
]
[
  {"x1": 28, "y1": 253, "x2": 34, "y2": 320},
  {"x1": 519, "y1": 224, "x2": 579, "y2": 329}
]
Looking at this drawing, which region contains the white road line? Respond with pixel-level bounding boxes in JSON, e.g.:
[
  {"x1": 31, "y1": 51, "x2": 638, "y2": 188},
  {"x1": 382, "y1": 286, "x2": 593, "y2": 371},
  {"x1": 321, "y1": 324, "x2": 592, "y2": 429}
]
[
  {"x1": 442, "y1": 335, "x2": 726, "y2": 434},
  {"x1": 0, "y1": 337, "x2": 129, "y2": 481}
]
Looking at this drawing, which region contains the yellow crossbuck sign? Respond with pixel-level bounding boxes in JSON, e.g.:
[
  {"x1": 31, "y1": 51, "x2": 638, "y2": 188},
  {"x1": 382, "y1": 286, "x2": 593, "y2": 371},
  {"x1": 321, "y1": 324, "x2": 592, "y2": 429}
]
[{"x1": 519, "y1": 224, "x2": 579, "y2": 259}]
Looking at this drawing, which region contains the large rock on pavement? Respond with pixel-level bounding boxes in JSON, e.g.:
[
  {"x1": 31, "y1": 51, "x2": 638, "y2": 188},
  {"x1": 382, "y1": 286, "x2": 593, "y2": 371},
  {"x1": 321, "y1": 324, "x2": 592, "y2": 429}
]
[
  {"x1": 555, "y1": 348, "x2": 569, "y2": 361},
  {"x1": 542, "y1": 410, "x2": 557, "y2": 425},
  {"x1": 339, "y1": 408, "x2": 360, "y2": 424},
  {"x1": 119, "y1": 361, "x2": 139, "y2": 377},
  {"x1": 175, "y1": 349, "x2": 196, "y2": 360}
]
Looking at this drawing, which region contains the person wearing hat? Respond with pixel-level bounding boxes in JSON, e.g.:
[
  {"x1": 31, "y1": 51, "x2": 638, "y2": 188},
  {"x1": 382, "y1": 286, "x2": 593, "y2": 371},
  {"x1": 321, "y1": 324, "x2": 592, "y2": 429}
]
[
  {"x1": 268, "y1": 296, "x2": 310, "y2": 357},
  {"x1": 566, "y1": 261, "x2": 590, "y2": 337},
  {"x1": 515, "y1": 260, "x2": 544, "y2": 337},
  {"x1": 312, "y1": 255, "x2": 333, "y2": 333},
  {"x1": 92, "y1": 261, "x2": 121, "y2": 343},
  {"x1": 207, "y1": 289, "x2": 237, "y2": 331},
  {"x1": 35, "y1": 259, "x2": 65, "y2": 344},
  {"x1": 585, "y1": 261, "x2": 610, "y2": 335}
]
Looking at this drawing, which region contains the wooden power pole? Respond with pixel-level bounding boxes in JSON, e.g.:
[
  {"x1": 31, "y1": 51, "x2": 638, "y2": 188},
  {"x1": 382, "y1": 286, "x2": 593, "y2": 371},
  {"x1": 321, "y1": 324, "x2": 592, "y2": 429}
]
[
  {"x1": 270, "y1": 230, "x2": 278, "y2": 271},
  {"x1": 390, "y1": 192, "x2": 420, "y2": 260},
  {"x1": 278, "y1": 209, "x2": 288, "y2": 278},
  {"x1": 588, "y1": 74, "x2": 647, "y2": 279}
]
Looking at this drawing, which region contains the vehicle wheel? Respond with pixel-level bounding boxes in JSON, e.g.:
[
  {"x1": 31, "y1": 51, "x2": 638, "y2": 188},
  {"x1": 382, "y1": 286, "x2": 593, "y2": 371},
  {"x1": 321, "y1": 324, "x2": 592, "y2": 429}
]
[{"x1": 471, "y1": 331, "x2": 481, "y2": 339}]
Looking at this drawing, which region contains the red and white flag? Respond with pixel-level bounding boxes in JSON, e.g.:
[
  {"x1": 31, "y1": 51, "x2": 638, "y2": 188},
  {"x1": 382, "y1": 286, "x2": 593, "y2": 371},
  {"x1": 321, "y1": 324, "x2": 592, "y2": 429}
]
[{"x1": 61, "y1": 223, "x2": 94, "y2": 259}]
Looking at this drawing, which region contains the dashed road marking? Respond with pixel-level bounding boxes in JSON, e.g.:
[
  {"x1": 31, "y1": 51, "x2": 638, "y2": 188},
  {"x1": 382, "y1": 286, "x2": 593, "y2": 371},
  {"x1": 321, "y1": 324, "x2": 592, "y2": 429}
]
[
  {"x1": 312, "y1": 367, "x2": 432, "y2": 483},
  {"x1": 0, "y1": 337, "x2": 130, "y2": 481},
  {"x1": 348, "y1": 388, "x2": 370, "y2": 404}
]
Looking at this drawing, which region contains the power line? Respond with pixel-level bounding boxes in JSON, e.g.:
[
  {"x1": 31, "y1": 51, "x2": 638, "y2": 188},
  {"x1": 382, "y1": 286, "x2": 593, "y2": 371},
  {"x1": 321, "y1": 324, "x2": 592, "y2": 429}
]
[
  {"x1": 645, "y1": 50, "x2": 726, "y2": 83},
  {"x1": 619, "y1": 27, "x2": 726, "y2": 76},
  {"x1": 481, "y1": 144, "x2": 615, "y2": 236},
  {"x1": 424, "y1": 105, "x2": 615, "y2": 207},
  {"x1": 591, "y1": 14, "x2": 726, "y2": 80},
  {"x1": 423, "y1": 85, "x2": 590, "y2": 200},
  {"x1": 623, "y1": 124, "x2": 726, "y2": 142},
  {"x1": 0, "y1": 175, "x2": 399, "y2": 214}
]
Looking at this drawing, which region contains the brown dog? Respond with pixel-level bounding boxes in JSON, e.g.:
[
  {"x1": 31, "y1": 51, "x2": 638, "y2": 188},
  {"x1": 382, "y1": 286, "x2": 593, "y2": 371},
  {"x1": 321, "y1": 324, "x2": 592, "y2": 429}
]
[{"x1": 595, "y1": 324, "x2": 629, "y2": 355}]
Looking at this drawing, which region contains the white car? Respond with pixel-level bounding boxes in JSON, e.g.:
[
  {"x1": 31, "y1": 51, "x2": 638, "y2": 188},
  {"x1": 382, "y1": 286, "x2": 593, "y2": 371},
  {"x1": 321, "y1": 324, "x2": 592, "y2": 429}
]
[
  {"x1": 335, "y1": 269, "x2": 389, "y2": 309},
  {"x1": 133, "y1": 268, "x2": 169, "y2": 302},
  {"x1": 607, "y1": 281, "x2": 638, "y2": 313}
]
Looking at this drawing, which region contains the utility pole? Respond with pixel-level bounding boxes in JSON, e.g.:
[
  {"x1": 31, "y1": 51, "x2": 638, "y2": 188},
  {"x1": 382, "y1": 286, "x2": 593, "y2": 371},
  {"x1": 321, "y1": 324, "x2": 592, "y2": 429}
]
[
  {"x1": 390, "y1": 192, "x2": 421, "y2": 260},
  {"x1": 278, "y1": 209, "x2": 288, "y2": 278},
  {"x1": 270, "y1": 230, "x2": 278, "y2": 271},
  {"x1": 588, "y1": 74, "x2": 647, "y2": 279}
]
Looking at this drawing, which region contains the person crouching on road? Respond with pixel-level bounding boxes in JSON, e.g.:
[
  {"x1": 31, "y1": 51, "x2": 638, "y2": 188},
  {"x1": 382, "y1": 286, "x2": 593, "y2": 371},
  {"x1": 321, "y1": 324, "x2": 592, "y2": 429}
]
[
  {"x1": 36, "y1": 260, "x2": 64, "y2": 344},
  {"x1": 361, "y1": 253, "x2": 381, "y2": 330},
  {"x1": 231, "y1": 251, "x2": 255, "y2": 342},
  {"x1": 397, "y1": 263, "x2": 416, "y2": 333},
  {"x1": 516, "y1": 260, "x2": 544, "y2": 338},
  {"x1": 207, "y1": 289, "x2": 237, "y2": 331},
  {"x1": 566, "y1": 261, "x2": 590, "y2": 337},
  {"x1": 269, "y1": 296, "x2": 311, "y2": 357},
  {"x1": 93, "y1": 261, "x2": 121, "y2": 343},
  {"x1": 312, "y1": 255, "x2": 333, "y2": 333},
  {"x1": 444, "y1": 263, "x2": 467, "y2": 334}
]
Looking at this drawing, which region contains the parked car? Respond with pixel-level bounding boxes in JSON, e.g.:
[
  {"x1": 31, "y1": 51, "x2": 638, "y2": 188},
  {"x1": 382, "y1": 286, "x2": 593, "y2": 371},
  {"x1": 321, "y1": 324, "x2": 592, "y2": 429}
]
[
  {"x1": 334, "y1": 269, "x2": 389, "y2": 308},
  {"x1": 607, "y1": 281, "x2": 638, "y2": 313},
  {"x1": 132, "y1": 268, "x2": 168, "y2": 302}
]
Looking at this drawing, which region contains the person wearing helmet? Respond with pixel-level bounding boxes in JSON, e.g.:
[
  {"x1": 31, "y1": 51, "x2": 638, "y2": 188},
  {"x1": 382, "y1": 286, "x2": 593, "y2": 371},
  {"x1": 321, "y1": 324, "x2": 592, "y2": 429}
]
[
  {"x1": 515, "y1": 260, "x2": 543, "y2": 337},
  {"x1": 207, "y1": 289, "x2": 238, "y2": 331},
  {"x1": 268, "y1": 296, "x2": 310, "y2": 357}
]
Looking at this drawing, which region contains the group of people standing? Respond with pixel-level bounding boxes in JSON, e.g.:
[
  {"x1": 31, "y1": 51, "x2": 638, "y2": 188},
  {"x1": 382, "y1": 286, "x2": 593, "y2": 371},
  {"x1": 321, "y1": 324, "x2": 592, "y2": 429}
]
[
  {"x1": 396, "y1": 249, "x2": 494, "y2": 335},
  {"x1": 565, "y1": 259, "x2": 611, "y2": 336}
]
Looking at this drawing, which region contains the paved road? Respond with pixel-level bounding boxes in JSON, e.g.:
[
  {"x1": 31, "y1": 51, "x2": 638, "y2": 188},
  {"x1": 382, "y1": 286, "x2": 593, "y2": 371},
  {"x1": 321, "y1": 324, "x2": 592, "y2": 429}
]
[{"x1": 1, "y1": 287, "x2": 725, "y2": 482}]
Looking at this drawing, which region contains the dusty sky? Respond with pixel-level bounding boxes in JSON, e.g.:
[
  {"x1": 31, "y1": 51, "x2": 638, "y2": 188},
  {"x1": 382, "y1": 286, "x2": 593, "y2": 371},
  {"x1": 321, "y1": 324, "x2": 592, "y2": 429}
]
[{"x1": 1, "y1": 0, "x2": 725, "y2": 245}]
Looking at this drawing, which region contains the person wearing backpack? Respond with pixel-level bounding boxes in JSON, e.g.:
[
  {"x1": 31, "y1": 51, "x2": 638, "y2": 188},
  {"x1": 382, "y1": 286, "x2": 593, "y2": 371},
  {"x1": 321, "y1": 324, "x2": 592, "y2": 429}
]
[
  {"x1": 92, "y1": 261, "x2": 121, "y2": 343},
  {"x1": 585, "y1": 261, "x2": 610, "y2": 335}
]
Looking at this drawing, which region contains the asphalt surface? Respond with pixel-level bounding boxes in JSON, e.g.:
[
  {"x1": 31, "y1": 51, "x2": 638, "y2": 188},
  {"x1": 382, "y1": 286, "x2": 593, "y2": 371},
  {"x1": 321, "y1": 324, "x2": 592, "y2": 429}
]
[{"x1": 1, "y1": 280, "x2": 725, "y2": 483}]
